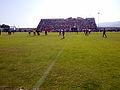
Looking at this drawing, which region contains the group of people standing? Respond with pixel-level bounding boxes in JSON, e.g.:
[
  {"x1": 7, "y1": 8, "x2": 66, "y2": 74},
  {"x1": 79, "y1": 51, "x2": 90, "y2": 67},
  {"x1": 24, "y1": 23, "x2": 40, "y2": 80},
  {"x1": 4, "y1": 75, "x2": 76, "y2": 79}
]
[
  {"x1": 28, "y1": 29, "x2": 65, "y2": 39},
  {"x1": 59, "y1": 29, "x2": 65, "y2": 39},
  {"x1": 28, "y1": 28, "x2": 107, "y2": 38},
  {"x1": 84, "y1": 29, "x2": 91, "y2": 35},
  {"x1": 28, "y1": 29, "x2": 41, "y2": 36},
  {"x1": 83, "y1": 28, "x2": 107, "y2": 38}
]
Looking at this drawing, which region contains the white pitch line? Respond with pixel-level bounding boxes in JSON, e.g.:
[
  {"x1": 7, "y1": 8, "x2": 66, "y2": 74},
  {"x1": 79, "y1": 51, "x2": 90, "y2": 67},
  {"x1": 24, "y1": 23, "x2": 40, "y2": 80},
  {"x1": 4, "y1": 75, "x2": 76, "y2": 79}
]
[{"x1": 33, "y1": 41, "x2": 67, "y2": 90}]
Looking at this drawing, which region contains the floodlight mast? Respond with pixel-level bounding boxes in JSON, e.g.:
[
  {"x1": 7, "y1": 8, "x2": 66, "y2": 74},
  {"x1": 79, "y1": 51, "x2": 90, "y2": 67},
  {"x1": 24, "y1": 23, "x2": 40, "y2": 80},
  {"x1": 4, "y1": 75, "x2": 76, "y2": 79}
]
[{"x1": 98, "y1": 12, "x2": 100, "y2": 31}]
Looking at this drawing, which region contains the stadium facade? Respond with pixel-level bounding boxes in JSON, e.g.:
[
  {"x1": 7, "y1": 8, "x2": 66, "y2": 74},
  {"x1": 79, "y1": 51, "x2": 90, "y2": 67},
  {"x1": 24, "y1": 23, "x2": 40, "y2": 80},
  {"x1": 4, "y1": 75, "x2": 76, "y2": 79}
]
[{"x1": 37, "y1": 17, "x2": 97, "y2": 32}]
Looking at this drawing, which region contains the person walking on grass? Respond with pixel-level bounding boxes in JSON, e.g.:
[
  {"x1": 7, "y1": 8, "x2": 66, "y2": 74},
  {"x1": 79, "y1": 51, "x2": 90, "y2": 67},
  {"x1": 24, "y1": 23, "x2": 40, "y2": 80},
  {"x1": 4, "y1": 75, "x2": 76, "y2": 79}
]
[
  {"x1": 36, "y1": 29, "x2": 40, "y2": 36},
  {"x1": 45, "y1": 30, "x2": 48, "y2": 35},
  {"x1": 62, "y1": 29, "x2": 65, "y2": 39},
  {"x1": 33, "y1": 29, "x2": 36, "y2": 36},
  {"x1": 59, "y1": 29, "x2": 61, "y2": 36},
  {"x1": 8, "y1": 30, "x2": 11, "y2": 35},
  {"x1": 88, "y1": 29, "x2": 91, "y2": 34},
  {"x1": 103, "y1": 28, "x2": 107, "y2": 38},
  {"x1": 84, "y1": 29, "x2": 88, "y2": 35},
  {"x1": 28, "y1": 30, "x2": 31, "y2": 36}
]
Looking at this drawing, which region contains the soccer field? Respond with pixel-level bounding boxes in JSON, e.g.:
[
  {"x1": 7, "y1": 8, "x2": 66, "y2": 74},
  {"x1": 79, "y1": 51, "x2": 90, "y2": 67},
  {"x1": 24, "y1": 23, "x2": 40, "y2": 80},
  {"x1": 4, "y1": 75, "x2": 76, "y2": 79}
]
[{"x1": 0, "y1": 32, "x2": 120, "y2": 90}]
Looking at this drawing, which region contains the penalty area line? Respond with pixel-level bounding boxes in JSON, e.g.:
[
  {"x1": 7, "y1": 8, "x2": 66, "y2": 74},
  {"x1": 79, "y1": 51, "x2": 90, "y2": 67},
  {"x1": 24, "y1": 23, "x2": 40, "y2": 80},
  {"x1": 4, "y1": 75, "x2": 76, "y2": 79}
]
[{"x1": 32, "y1": 42, "x2": 67, "y2": 90}]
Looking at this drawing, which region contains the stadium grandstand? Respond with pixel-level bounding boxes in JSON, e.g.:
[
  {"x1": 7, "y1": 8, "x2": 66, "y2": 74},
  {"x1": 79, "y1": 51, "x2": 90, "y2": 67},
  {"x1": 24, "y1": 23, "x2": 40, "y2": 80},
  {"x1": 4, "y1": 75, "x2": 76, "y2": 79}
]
[{"x1": 37, "y1": 17, "x2": 97, "y2": 32}]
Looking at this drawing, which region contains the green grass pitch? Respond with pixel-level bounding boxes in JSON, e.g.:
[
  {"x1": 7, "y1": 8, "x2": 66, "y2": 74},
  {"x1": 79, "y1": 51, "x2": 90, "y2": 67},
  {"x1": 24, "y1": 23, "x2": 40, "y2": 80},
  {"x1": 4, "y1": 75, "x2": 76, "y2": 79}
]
[{"x1": 0, "y1": 32, "x2": 120, "y2": 90}]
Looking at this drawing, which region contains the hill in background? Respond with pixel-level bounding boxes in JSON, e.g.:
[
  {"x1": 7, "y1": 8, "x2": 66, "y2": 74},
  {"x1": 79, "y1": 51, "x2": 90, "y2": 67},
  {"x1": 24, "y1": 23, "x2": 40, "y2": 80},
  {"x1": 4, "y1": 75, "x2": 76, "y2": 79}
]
[{"x1": 98, "y1": 21, "x2": 120, "y2": 27}]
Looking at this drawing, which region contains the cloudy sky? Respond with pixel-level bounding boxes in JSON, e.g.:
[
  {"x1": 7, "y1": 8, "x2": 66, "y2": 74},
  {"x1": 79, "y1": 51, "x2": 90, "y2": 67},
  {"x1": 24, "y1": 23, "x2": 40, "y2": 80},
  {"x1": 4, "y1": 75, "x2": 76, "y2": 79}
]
[{"x1": 0, "y1": 0, "x2": 120, "y2": 28}]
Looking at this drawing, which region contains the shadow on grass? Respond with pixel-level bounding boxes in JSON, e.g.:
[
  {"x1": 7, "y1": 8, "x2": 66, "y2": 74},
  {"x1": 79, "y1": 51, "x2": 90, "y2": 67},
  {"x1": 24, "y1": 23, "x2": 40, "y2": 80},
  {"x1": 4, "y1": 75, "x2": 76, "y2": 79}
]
[{"x1": 60, "y1": 37, "x2": 65, "y2": 40}]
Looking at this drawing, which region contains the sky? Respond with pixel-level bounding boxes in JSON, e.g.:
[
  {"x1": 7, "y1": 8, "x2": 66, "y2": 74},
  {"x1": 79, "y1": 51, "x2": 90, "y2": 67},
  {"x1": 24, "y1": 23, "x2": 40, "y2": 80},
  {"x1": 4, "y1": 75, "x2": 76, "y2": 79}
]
[{"x1": 0, "y1": 0, "x2": 120, "y2": 28}]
